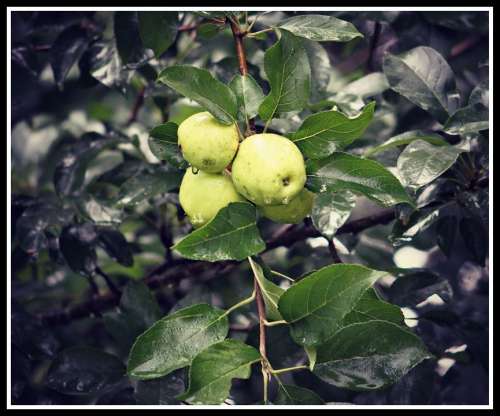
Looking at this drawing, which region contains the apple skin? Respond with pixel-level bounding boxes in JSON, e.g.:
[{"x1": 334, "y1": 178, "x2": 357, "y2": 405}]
[
  {"x1": 177, "y1": 111, "x2": 239, "y2": 173},
  {"x1": 179, "y1": 168, "x2": 246, "y2": 228},
  {"x1": 231, "y1": 133, "x2": 307, "y2": 206},
  {"x1": 260, "y1": 188, "x2": 315, "y2": 224}
]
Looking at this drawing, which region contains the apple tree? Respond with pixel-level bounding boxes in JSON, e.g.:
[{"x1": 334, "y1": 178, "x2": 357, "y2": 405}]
[{"x1": 10, "y1": 9, "x2": 489, "y2": 406}]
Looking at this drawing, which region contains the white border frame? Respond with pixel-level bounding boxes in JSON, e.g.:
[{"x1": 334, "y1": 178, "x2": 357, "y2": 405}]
[{"x1": 6, "y1": 6, "x2": 494, "y2": 410}]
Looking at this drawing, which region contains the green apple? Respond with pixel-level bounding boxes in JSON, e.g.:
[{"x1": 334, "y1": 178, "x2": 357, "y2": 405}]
[
  {"x1": 260, "y1": 188, "x2": 315, "y2": 224},
  {"x1": 231, "y1": 133, "x2": 306, "y2": 206},
  {"x1": 178, "y1": 111, "x2": 239, "y2": 173},
  {"x1": 179, "y1": 168, "x2": 246, "y2": 228}
]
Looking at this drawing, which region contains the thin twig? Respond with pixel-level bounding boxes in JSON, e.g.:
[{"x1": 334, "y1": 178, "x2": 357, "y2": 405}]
[
  {"x1": 126, "y1": 86, "x2": 146, "y2": 126},
  {"x1": 254, "y1": 278, "x2": 271, "y2": 404},
  {"x1": 95, "y1": 267, "x2": 121, "y2": 297},
  {"x1": 327, "y1": 239, "x2": 343, "y2": 264},
  {"x1": 229, "y1": 17, "x2": 256, "y2": 136}
]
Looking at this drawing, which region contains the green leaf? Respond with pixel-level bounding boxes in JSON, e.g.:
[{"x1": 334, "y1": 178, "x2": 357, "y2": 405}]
[
  {"x1": 46, "y1": 347, "x2": 125, "y2": 395},
  {"x1": 77, "y1": 193, "x2": 124, "y2": 225},
  {"x1": 178, "y1": 339, "x2": 260, "y2": 405},
  {"x1": 364, "y1": 130, "x2": 448, "y2": 158},
  {"x1": 59, "y1": 223, "x2": 98, "y2": 276},
  {"x1": 115, "y1": 165, "x2": 182, "y2": 207},
  {"x1": 342, "y1": 288, "x2": 404, "y2": 326},
  {"x1": 390, "y1": 206, "x2": 442, "y2": 247},
  {"x1": 277, "y1": 14, "x2": 363, "y2": 42},
  {"x1": 248, "y1": 257, "x2": 285, "y2": 321},
  {"x1": 104, "y1": 281, "x2": 162, "y2": 351},
  {"x1": 157, "y1": 65, "x2": 238, "y2": 125},
  {"x1": 314, "y1": 320, "x2": 431, "y2": 390},
  {"x1": 50, "y1": 24, "x2": 89, "y2": 88},
  {"x1": 397, "y1": 140, "x2": 464, "y2": 189},
  {"x1": 127, "y1": 304, "x2": 229, "y2": 380},
  {"x1": 114, "y1": 11, "x2": 145, "y2": 65},
  {"x1": 388, "y1": 270, "x2": 453, "y2": 307},
  {"x1": 307, "y1": 152, "x2": 414, "y2": 207},
  {"x1": 303, "y1": 39, "x2": 331, "y2": 102},
  {"x1": 291, "y1": 102, "x2": 375, "y2": 159},
  {"x1": 96, "y1": 226, "x2": 133, "y2": 267},
  {"x1": 278, "y1": 263, "x2": 387, "y2": 346},
  {"x1": 138, "y1": 12, "x2": 178, "y2": 58},
  {"x1": 229, "y1": 74, "x2": 265, "y2": 121},
  {"x1": 135, "y1": 370, "x2": 186, "y2": 405},
  {"x1": 148, "y1": 122, "x2": 187, "y2": 169},
  {"x1": 54, "y1": 132, "x2": 121, "y2": 198},
  {"x1": 173, "y1": 202, "x2": 265, "y2": 262},
  {"x1": 258, "y1": 29, "x2": 311, "y2": 121},
  {"x1": 275, "y1": 384, "x2": 325, "y2": 405},
  {"x1": 311, "y1": 190, "x2": 356, "y2": 239},
  {"x1": 383, "y1": 46, "x2": 456, "y2": 124},
  {"x1": 443, "y1": 103, "x2": 489, "y2": 135}
]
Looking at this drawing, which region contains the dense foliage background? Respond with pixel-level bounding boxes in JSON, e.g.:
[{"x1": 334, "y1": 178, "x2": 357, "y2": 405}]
[{"x1": 10, "y1": 10, "x2": 489, "y2": 406}]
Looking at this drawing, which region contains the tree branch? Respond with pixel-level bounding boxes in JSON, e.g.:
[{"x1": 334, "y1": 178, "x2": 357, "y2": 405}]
[{"x1": 37, "y1": 209, "x2": 396, "y2": 326}]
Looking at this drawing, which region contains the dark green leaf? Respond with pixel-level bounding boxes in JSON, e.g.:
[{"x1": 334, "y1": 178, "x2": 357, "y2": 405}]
[
  {"x1": 364, "y1": 130, "x2": 448, "y2": 158},
  {"x1": 59, "y1": 223, "x2": 98, "y2": 276},
  {"x1": 114, "y1": 11, "x2": 146, "y2": 65},
  {"x1": 135, "y1": 370, "x2": 186, "y2": 405},
  {"x1": 291, "y1": 102, "x2": 375, "y2": 159},
  {"x1": 388, "y1": 270, "x2": 453, "y2": 306},
  {"x1": 278, "y1": 263, "x2": 387, "y2": 346},
  {"x1": 390, "y1": 206, "x2": 442, "y2": 247},
  {"x1": 314, "y1": 320, "x2": 431, "y2": 390},
  {"x1": 178, "y1": 339, "x2": 260, "y2": 405},
  {"x1": 115, "y1": 165, "x2": 182, "y2": 207},
  {"x1": 50, "y1": 24, "x2": 89, "y2": 88},
  {"x1": 96, "y1": 226, "x2": 133, "y2": 267},
  {"x1": 148, "y1": 122, "x2": 187, "y2": 169},
  {"x1": 383, "y1": 46, "x2": 456, "y2": 124},
  {"x1": 277, "y1": 14, "x2": 363, "y2": 42},
  {"x1": 229, "y1": 74, "x2": 265, "y2": 120},
  {"x1": 436, "y1": 216, "x2": 457, "y2": 257},
  {"x1": 46, "y1": 347, "x2": 125, "y2": 395},
  {"x1": 54, "y1": 132, "x2": 121, "y2": 198},
  {"x1": 105, "y1": 281, "x2": 162, "y2": 351},
  {"x1": 248, "y1": 257, "x2": 285, "y2": 321},
  {"x1": 443, "y1": 103, "x2": 489, "y2": 135},
  {"x1": 311, "y1": 190, "x2": 356, "y2": 239},
  {"x1": 138, "y1": 12, "x2": 178, "y2": 58},
  {"x1": 16, "y1": 202, "x2": 72, "y2": 256},
  {"x1": 307, "y1": 152, "x2": 413, "y2": 207},
  {"x1": 158, "y1": 65, "x2": 238, "y2": 124},
  {"x1": 87, "y1": 40, "x2": 132, "y2": 90},
  {"x1": 127, "y1": 304, "x2": 228, "y2": 380},
  {"x1": 173, "y1": 202, "x2": 265, "y2": 262},
  {"x1": 275, "y1": 384, "x2": 325, "y2": 405},
  {"x1": 76, "y1": 193, "x2": 124, "y2": 225},
  {"x1": 460, "y1": 217, "x2": 487, "y2": 266},
  {"x1": 258, "y1": 29, "x2": 311, "y2": 121},
  {"x1": 397, "y1": 140, "x2": 464, "y2": 189}
]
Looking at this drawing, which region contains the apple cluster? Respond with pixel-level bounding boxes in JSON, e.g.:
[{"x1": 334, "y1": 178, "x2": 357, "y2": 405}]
[{"x1": 177, "y1": 111, "x2": 315, "y2": 228}]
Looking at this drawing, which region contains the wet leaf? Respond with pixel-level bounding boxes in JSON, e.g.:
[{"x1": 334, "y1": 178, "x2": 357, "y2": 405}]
[
  {"x1": 229, "y1": 74, "x2": 265, "y2": 121},
  {"x1": 173, "y1": 202, "x2": 265, "y2": 262},
  {"x1": 443, "y1": 103, "x2": 489, "y2": 135},
  {"x1": 148, "y1": 122, "x2": 187, "y2": 169},
  {"x1": 138, "y1": 12, "x2": 178, "y2": 58},
  {"x1": 275, "y1": 384, "x2": 325, "y2": 405},
  {"x1": 46, "y1": 347, "x2": 125, "y2": 395},
  {"x1": 96, "y1": 226, "x2": 133, "y2": 267},
  {"x1": 314, "y1": 320, "x2": 431, "y2": 390},
  {"x1": 127, "y1": 304, "x2": 228, "y2": 380},
  {"x1": 59, "y1": 222, "x2": 98, "y2": 276},
  {"x1": 311, "y1": 190, "x2": 356, "y2": 239},
  {"x1": 178, "y1": 339, "x2": 260, "y2": 405}
]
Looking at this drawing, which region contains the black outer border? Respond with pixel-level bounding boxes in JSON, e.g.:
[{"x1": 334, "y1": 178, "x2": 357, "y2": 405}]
[{"x1": 3, "y1": 1, "x2": 496, "y2": 413}]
